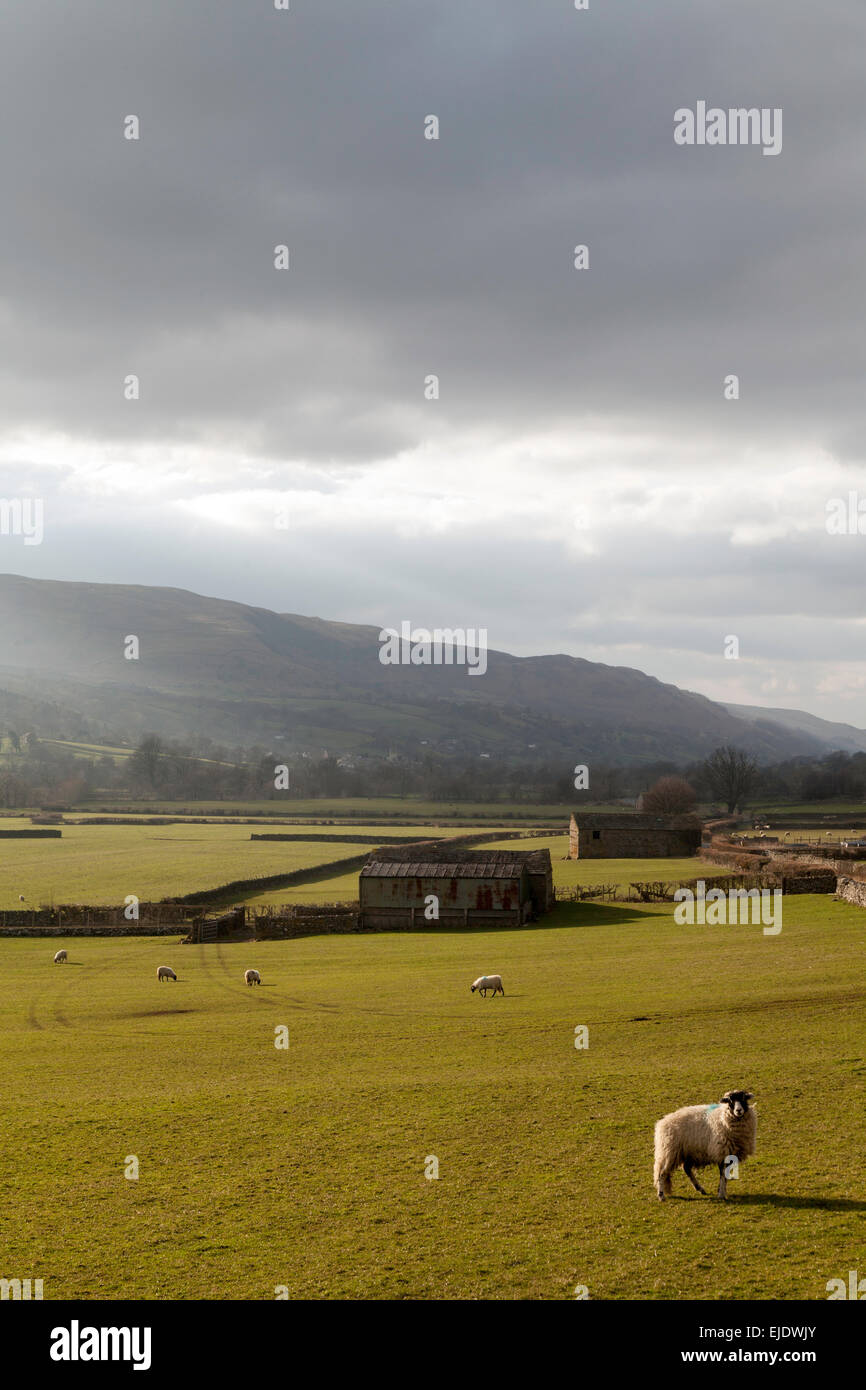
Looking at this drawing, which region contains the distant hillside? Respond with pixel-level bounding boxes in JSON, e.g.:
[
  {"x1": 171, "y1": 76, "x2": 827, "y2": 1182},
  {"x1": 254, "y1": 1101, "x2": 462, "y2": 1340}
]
[
  {"x1": 0, "y1": 573, "x2": 846, "y2": 764},
  {"x1": 724, "y1": 703, "x2": 866, "y2": 755}
]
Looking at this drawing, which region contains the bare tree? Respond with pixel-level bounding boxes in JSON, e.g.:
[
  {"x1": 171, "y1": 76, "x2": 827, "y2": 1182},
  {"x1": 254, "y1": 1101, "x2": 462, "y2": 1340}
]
[
  {"x1": 130, "y1": 734, "x2": 165, "y2": 788},
  {"x1": 702, "y1": 745, "x2": 758, "y2": 814}
]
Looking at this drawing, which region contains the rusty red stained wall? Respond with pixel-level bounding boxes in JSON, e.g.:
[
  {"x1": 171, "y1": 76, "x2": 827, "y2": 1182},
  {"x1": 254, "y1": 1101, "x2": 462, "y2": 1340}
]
[{"x1": 362, "y1": 871, "x2": 529, "y2": 913}]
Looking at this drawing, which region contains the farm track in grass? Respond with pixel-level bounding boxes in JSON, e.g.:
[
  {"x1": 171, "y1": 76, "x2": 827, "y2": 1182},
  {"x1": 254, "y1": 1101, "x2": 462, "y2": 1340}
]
[{"x1": 1, "y1": 893, "x2": 864, "y2": 1299}]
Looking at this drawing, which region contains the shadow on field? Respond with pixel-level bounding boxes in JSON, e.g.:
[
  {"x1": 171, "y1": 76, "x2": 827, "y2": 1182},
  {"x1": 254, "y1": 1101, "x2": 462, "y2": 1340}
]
[
  {"x1": 547, "y1": 903, "x2": 650, "y2": 927},
  {"x1": 399, "y1": 903, "x2": 648, "y2": 933},
  {"x1": 734, "y1": 1194, "x2": 866, "y2": 1212}
]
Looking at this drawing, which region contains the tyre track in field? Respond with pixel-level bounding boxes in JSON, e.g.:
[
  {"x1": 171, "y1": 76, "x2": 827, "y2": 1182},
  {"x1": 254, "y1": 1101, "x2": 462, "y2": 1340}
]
[
  {"x1": 25, "y1": 943, "x2": 127, "y2": 1034},
  {"x1": 206, "y1": 938, "x2": 354, "y2": 1014},
  {"x1": 212, "y1": 939, "x2": 330, "y2": 1011},
  {"x1": 195, "y1": 938, "x2": 245, "y2": 1000},
  {"x1": 210, "y1": 935, "x2": 407, "y2": 1016},
  {"x1": 24, "y1": 938, "x2": 400, "y2": 1030},
  {"x1": 25, "y1": 940, "x2": 190, "y2": 1035}
]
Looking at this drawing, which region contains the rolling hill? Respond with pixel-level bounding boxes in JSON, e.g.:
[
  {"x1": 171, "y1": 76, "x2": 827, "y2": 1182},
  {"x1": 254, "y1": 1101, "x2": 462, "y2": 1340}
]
[
  {"x1": 0, "y1": 573, "x2": 854, "y2": 764},
  {"x1": 724, "y1": 703, "x2": 866, "y2": 755}
]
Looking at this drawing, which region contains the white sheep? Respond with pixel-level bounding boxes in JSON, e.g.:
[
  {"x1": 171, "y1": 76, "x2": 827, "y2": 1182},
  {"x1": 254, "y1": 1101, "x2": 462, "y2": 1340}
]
[
  {"x1": 53, "y1": 949, "x2": 68, "y2": 964},
  {"x1": 470, "y1": 974, "x2": 504, "y2": 998},
  {"x1": 653, "y1": 1089, "x2": 756, "y2": 1201},
  {"x1": 244, "y1": 968, "x2": 261, "y2": 986},
  {"x1": 156, "y1": 965, "x2": 177, "y2": 983}
]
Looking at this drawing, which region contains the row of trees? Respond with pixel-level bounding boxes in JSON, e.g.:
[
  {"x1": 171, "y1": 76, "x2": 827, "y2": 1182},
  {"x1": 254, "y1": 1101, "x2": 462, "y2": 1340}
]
[
  {"x1": 0, "y1": 732, "x2": 760, "y2": 809},
  {"x1": 632, "y1": 747, "x2": 758, "y2": 816},
  {"x1": 8, "y1": 731, "x2": 866, "y2": 811}
]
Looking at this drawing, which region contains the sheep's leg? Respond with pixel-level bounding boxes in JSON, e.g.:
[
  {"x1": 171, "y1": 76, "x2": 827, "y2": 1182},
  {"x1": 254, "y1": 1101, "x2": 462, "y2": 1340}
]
[
  {"x1": 717, "y1": 1163, "x2": 728, "y2": 1200},
  {"x1": 683, "y1": 1162, "x2": 706, "y2": 1195}
]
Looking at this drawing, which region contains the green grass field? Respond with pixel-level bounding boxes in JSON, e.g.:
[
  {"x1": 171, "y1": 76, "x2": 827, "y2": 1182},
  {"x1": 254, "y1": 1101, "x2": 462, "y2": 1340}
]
[
  {"x1": 741, "y1": 828, "x2": 866, "y2": 844},
  {"x1": 1, "y1": 894, "x2": 863, "y2": 1299},
  {"x1": 750, "y1": 800, "x2": 866, "y2": 818},
  {"x1": 476, "y1": 837, "x2": 730, "y2": 888},
  {"x1": 245, "y1": 837, "x2": 730, "y2": 908},
  {"x1": 0, "y1": 820, "x2": 532, "y2": 909},
  {"x1": 0, "y1": 822, "x2": 381, "y2": 908}
]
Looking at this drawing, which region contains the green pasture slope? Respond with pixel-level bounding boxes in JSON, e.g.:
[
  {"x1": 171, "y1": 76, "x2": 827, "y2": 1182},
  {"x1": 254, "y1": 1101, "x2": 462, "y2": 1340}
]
[
  {"x1": 0, "y1": 821, "x2": 382, "y2": 908},
  {"x1": 0, "y1": 819, "x2": 527, "y2": 909},
  {"x1": 0, "y1": 895, "x2": 863, "y2": 1299}
]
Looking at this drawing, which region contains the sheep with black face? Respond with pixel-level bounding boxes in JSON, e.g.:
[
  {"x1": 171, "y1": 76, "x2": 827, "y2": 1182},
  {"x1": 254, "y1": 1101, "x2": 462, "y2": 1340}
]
[
  {"x1": 653, "y1": 1089, "x2": 757, "y2": 1201},
  {"x1": 470, "y1": 974, "x2": 504, "y2": 998}
]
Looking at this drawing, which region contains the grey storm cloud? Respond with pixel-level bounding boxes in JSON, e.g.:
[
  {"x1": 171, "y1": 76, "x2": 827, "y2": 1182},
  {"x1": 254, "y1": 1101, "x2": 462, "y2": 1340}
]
[
  {"x1": 1, "y1": 0, "x2": 865, "y2": 722},
  {"x1": 2, "y1": 0, "x2": 864, "y2": 453}
]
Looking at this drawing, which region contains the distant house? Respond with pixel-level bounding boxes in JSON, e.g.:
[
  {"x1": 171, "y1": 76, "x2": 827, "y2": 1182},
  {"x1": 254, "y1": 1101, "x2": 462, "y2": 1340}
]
[
  {"x1": 569, "y1": 813, "x2": 702, "y2": 860},
  {"x1": 358, "y1": 844, "x2": 554, "y2": 930}
]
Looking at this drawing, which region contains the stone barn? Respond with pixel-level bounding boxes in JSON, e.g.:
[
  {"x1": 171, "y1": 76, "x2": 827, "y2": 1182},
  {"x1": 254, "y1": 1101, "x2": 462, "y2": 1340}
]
[
  {"x1": 569, "y1": 813, "x2": 702, "y2": 860},
  {"x1": 358, "y1": 845, "x2": 554, "y2": 930}
]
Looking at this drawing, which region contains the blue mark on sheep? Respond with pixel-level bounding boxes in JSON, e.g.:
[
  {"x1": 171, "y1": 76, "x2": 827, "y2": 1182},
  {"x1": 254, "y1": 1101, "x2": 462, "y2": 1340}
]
[{"x1": 706, "y1": 1103, "x2": 720, "y2": 1111}]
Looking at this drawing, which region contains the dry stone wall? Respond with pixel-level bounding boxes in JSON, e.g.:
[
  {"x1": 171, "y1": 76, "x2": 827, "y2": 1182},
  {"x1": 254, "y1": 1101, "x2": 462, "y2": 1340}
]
[{"x1": 834, "y1": 876, "x2": 866, "y2": 907}]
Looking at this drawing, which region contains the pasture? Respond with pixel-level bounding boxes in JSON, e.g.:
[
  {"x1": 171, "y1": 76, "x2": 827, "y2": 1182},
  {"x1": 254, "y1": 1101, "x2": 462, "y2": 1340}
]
[
  {"x1": 1, "y1": 894, "x2": 863, "y2": 1299},
  {"x1": 0, "y1": 821, "x2": 376, "y2": 909},
  {"x1": 247, "y1": 836, "x2": 730, "y2": 907},
  {"x1": 0, "y1": 818, "x2": 556, "y2": 910},
  {"x1": 475, "y1": 836, "x2": 731, "y2": 889},
  {"x1": 0, "y1": 819, "x2": 488, "y2": 910},
  {"x1": 740, "y1": 827, "x2": 866, "y2": 844}
]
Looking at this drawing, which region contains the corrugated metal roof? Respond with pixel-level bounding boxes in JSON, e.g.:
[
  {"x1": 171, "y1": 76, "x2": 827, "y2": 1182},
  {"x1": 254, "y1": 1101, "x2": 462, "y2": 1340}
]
[{"x1": 360, "y1": 861, "x2": 525, "y2": 879}]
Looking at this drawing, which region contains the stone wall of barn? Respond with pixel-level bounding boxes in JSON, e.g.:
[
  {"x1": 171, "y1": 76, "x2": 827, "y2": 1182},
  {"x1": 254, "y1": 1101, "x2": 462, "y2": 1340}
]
[{"x1": 571, "y1": 826, "x2": 702, "y2": 860}]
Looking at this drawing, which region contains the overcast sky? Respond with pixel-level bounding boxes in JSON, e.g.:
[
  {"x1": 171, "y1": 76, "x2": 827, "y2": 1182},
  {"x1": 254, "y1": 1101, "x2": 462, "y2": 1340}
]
[{"x1": 1, "y1": 0, "x2": 865, "y2": 724}]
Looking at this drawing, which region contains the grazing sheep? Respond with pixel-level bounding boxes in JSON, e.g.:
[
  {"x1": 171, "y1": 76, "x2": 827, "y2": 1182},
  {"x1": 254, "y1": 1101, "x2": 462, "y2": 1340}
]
[
  {"x1": 156, "y1": 965, "x2": 177, "y2": 983},
  {"x1": 53, "y1": 949, "x2": 68, "y2": 964},
  {"x1": 653, "y1": 1089, "x2": 756, "y2": 1201},
  {"x1": 470, "y1": 974, "x2": 504, "y2": 998},
  {"x1": 244, "y1": 968, "x2": 261, "y2": 986}
]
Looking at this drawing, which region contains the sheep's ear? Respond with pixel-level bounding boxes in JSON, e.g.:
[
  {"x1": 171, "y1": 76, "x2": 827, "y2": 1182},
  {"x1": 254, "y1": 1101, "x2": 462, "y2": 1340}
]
[{"x1": 745, "y1": 1092, "x2": 754, "y2": 1099}]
